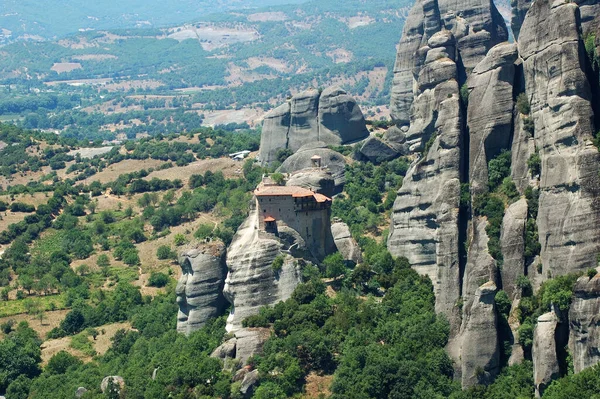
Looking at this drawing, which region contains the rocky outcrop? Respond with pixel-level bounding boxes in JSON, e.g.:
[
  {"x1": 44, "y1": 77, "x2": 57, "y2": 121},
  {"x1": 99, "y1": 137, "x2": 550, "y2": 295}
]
[
  {"x1": 176, "y1": 241, "x2": 228, "y2": 335},
  {"x1": 388, "y1": 32, "x2": 463, "y2": 322},
  {"x1": 533, "y1": 311, "x2": 561, "y2": 397},
  {"x1": 101, "y1": 376, "x2": 125, "y2": 395},
  {"x1": 278, "y1": 142, "x2": 347, "y2": 191},
  {"x1": 285, "y1": 169, "x2": 336, "y2": 198},
  {"x1": 331, "y1": 221, "x2": 362, "y2": 265},
  {"x1": 500, "y1": 199, "x2": 528, "y2": 299},
  {"x1": 389, "y1": 0, "x2": 508, "y2": 124},
  {"x1": 318, "y1": 86, "x2": 370, "y2": 145},
  {"x1": 259, "y1": 88, "x2": 368, "y2": 165},
  {"x1": 467, "y1": 42, "x2": 518, "y2": 195},
  {"x1": 518, "y1": 0, "x2": 600, "y2": 278},
  {"x1": 456, "y1": 282, "x2": 500, "y2": 387},
  {"x1": 223, "y1": 206, "x2": 303, "y2": 333},
  {"x1": 569, "y1": 271, "x2": 600, "y2": 373},
  {"x1": 358, "y1": 136, "x2": 400, "y2": 163}
]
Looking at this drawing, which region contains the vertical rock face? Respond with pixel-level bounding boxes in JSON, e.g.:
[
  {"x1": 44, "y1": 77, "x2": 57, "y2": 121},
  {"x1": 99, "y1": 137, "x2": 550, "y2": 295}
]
[
  {"x1": 457, "y1": 282, "x2": 500, "y2": 387},
  {"x1": 500, "y1": 199, "x2": 528, "y2": 299},
  {"x1": 533, "y1": 311, "x2": 561, "y2": 397},
  {"x1": 389, "y1": 0, "x2": 508, "y2": 124},
  {"x1": 259, "y1": 87, "x2": 368, "y2": 166},
  {"x1": 510, "y1": 111, "x2": 536, "y2": 194},
  {"x1": 467, "y1": 42, "x2": 518, "y2": 195},
  {"x1": 318, "y1": 86, "x2": 370, "y2": 145},
  {"x1": 223, "y1": 207, "x2": 303, "y2": 333},
  {"x1": 518, "y1": 0, "x2": 600, "y2": 278},
  {"x1": 388, "y1": 33, "x2": 463, "y2": 321},
  {"x1": 569, "y1": 272, "x2": 600, "y2": 373},
  {"x1": 176, "y1": 242, "x2": 228, "y2": 335}
]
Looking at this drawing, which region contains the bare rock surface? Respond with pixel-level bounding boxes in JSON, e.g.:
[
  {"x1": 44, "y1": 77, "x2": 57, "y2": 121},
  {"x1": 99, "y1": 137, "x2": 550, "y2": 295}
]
[
  {"x1": 259, "y1": 87, "x2": 368, "y2": 165},
  {"x1": 389, "y1": 0, "x2": 508, "y2": 123},
  {"x1": 223, "y1": 207, "x2": 302, "y2": 333},
  {"x1": 500, "y1": 199, "x2": 528, "y2": 299},
  {"x1": 569, "y1": 271, "x2": 600, "y2": 373},
  {"x1": 533, "y1": 311, "x2": 560, "y2": 397},
  {"x1": 519, "y1": 0, "x2": 600, "y2": 278},
  {"x1": 456, "y1": 282, "x2": 500, "y2": 387},
  {"x1": 176, "y1": 241, "x2": 227, "y2": 335},
  {"x1": 331, "y1": 222, "x2": 362, "y2": 265},
  {"x1": 278, "y1": 142, "x2": 347, "y2": 191},
  {"x1": 467, "y1": 42, "x2": 518, "y2": 196}
]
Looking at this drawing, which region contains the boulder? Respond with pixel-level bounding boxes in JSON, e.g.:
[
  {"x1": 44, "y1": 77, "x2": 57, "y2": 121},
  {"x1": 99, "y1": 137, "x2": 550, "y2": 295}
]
[
  {"x1": 210, "y1": 338, "x2": 237, "y2": 360},
  {"x1": 240, "y1": 369, "x2": 260, "y2": 398},
  {"x1": 359, "y1": 136, "x2": 400, "y2": 163},
  {"x1": 286, "y1": 169, "x2": 336, "y2": 198},
  {"x1": 176, "y1": 241, "x2": 228, "y2": 335},
  {"x1": 75, "y1": 387, "x2": 87, "y2": 398},
  {"x1": 519, "y1": 0, "x2": 600, "y2": 278},
  {"x1": 278, "y1": 142, "x2": 347, "y2": 192},
  {"x1": 259, "y1": 103, "x2": 291, "y2": 165},
  {"x1": 331, "y1": 222, "x2": 362, "y2": 265},
  {"x1": 569, "y1": 270, "x2": 600, "y2": 373},
  {"x1": 234, "y1": 328, "x2": 271, "y2": 365},
  {"x1": 100, "y1": 376, "x2": 125, "y2": 394}
]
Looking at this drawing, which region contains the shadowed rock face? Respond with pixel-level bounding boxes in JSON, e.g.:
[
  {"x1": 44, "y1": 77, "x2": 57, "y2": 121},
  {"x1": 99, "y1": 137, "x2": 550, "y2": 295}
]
[
  {"x1": 569, "y1": 272, "x2": 600, "y2": 373},
  {"x1": 511, "y1": 0, "x2": 531, "y2": 40},
  {"x1": 389, "y1": 0, "x2": 508, "y2": 124},
  {"x1": 519, "y1": 0, "x2": 600, "y2": 278},
  {"x1": 176, "y1": 242, "x2": 228, "y2": 335},
  {"x1": 259, "y1": 87, "x2": 368, "y2": 166}
]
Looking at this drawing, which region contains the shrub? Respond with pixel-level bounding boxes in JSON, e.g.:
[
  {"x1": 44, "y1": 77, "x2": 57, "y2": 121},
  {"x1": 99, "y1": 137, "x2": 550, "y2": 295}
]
[
  {"x1": 494, "y1": 290, "x2": 511, "y2": 318},
  {"x1": 156, "y1": 245, "x2": 175, "y2": 260},
  {"x1": 323, "y1": 252, "x2": 346, "y2": 279},
  {"x1": 488, "y1": 150, "x2": 512, "y2": 191},
  {"x1": 523, "y1": 117, "x2": 535, "y2": 136},
  {"x1": 527, "y1": 151, "x2": 541, "y2": 177},
  {"x1": 148, "y1": 272, "x2": 169, "y2": 288},
  {"x1": 460, "y1": 83, "x2": 469, "y2": 106},
  {"x1": 588, "y1": 269, "x2": 597, "y2": 280},
  {"x1": 516, "y1": 93, "x2": 531, "y2": 115},
  {"x1": 271, "y1": 255, "x2": 285, "y2": 273},
  {"x1": 499, "y1": 177, "x2": 520, "y2": 202},
  {"x1": 173, "y1": 234, "x2": 187, "y2": 246},
  {"x1": 195, "y1": 224, "x2": 214, "y2": 240},
  {"x1": 10, "y1": 202, "x2": 35, "y2": 213}
]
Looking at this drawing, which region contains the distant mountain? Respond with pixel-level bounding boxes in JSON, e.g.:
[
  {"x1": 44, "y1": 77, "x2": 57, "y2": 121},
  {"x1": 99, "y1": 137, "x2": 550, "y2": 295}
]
[{"x1": 0, "y1": 0, "x2": 310, "y2": 44}]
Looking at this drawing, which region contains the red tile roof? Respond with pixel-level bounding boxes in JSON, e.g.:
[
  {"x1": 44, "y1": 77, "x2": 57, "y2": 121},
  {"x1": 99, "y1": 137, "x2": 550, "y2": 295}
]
[
  {"x1": 254, "y1": 185, "x2": 332, "y2": 203},
  {"x1": 264, "y1": 216, "x2": 276, "y2": 222}
]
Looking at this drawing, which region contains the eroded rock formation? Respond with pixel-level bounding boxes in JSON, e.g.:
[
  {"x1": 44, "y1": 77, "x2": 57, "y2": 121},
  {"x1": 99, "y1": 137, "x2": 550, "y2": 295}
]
[
  {"x1": 389, "y1": 0, "x2": 508, "y2": 124},
  {"x1": 569, "y1": 271, "x2": 600, "y2": 373},
  {"x1": 176, "y1": 241, "x2": 228, "y2": 335},
  {"x1": 518, "y1": 0, "x2": 600, "y2": 278},
  {"x1": 259, "y1": 87, "x2": 368, "y2": 165}
]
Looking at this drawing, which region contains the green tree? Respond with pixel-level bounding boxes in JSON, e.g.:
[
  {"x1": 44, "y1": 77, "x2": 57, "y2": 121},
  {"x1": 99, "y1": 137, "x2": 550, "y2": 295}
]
[
  {"x1": 323, "y1": 252, "x2": 346, "y2": 279},
  {"x1": 156, "y1": 245, "x2": 175, "y2": 260}
]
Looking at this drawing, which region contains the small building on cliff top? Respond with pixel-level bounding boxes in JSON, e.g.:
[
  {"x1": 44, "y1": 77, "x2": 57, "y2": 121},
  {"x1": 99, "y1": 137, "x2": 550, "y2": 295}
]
[{"x1": 254, "y1": 182, "x2": 333, "y2": 259}]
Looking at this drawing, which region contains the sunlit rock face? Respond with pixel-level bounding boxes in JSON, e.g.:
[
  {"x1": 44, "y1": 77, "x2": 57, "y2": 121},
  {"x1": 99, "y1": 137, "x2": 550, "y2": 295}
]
[{"x1": 176, "y1": 241, "x2": 228, "y2": 335}]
